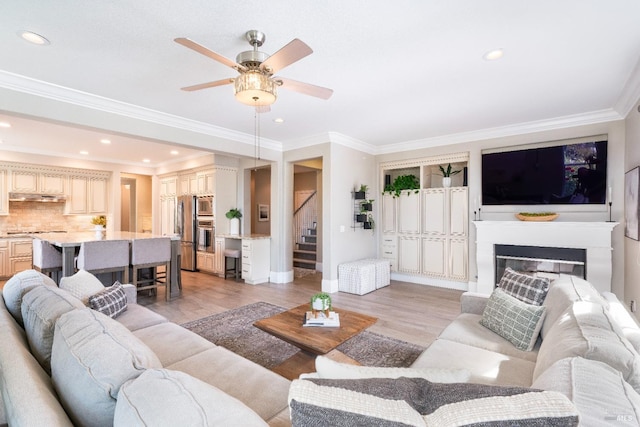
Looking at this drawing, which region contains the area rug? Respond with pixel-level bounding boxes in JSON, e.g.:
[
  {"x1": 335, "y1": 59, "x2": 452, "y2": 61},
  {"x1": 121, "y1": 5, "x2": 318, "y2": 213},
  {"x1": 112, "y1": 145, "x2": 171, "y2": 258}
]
[{"x1": 181, "y1": 302, "x2": 425, "y2": 369}]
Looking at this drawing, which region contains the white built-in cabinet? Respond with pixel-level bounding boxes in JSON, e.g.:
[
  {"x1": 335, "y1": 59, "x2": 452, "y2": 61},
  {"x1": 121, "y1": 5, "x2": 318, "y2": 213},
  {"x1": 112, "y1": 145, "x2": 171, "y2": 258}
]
[
  {"x1": 11, "y1": 170, "x2": 66, "y2": 195},
  {"x1": 0, "y1": 170, "x2": 7, "y2": 215},
  {"x1": 0, "y1": 240, "x2": 7, "y2": 277},
  {"x1": 380, "y1": 152, "x2": 469, "y2": 285},
  {"x1": 66, "y1": 176, "x2": 108, "y2": 215}
]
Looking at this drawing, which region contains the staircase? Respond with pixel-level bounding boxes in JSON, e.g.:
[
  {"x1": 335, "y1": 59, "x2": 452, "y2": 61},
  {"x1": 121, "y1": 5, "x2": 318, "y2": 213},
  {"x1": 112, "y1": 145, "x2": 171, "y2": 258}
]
[
  {"x1": 293, "y1": 191, "x2": 317, "y2": 270},
  {"x1": 294, "y1": 228, "x2": 317, "y2": 269}
]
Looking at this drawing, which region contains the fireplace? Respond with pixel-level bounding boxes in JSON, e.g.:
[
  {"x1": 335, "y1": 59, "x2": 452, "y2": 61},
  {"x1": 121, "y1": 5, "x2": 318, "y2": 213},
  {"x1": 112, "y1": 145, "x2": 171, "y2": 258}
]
[
  {"x1": 474, "y1": 221, "x2": 617, "y2": 295},
  {"x1": 494, "y1": 244, "x2": 586, "y2": 284}
]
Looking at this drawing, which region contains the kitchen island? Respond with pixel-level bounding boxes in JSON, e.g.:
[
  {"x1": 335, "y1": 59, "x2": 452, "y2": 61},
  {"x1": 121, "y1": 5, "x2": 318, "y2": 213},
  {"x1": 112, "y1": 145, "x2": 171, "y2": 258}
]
[{"x1": 35, "y1": 231, "x2": 182, "y2": 300}]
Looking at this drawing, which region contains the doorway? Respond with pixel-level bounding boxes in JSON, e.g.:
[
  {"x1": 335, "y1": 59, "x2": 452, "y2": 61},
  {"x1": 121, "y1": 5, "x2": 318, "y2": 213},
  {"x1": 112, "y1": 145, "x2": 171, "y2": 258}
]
[
  {"x1": 293, "y1": 158, "x2": 322, "y2": 275},
  {"x1": 120, "y1": 178, "x2": 136, "y2": 232},
  {"x1": 120, "y1": 173, "x2": 153, "y2": 233}
]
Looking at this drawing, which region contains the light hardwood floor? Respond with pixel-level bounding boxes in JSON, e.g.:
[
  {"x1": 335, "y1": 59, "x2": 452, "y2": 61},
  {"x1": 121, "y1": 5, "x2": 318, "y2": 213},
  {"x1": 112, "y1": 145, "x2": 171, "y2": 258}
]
[{"x1": 137, "y1": 270, "x2": 464, "y2": 348}]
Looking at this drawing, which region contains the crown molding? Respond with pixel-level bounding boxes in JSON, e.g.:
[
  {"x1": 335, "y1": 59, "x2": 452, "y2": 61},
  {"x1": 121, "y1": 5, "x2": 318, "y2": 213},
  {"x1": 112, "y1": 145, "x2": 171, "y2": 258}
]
[
  {"x1": 614, "y1": 56, "x2": 640, "y2": 117},
  {"x1": 0, "y1": 70, "x2": 283, "y2": 153},
  {"x1": 376, "y1": 109, "x2": 624, "y2": 155}
]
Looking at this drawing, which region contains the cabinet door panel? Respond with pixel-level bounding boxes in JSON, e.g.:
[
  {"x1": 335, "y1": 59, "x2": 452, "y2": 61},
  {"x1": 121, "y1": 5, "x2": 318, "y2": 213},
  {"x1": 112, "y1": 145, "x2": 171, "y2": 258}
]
[
  {"x1": 68, "y1": 177, "x2": 88, "y2": 214},
  {"x1": 381, "y1": 194, "x2": 396, "y2": 234},
  {"x1": 422, "y1": 189, "x2": 446, "y2": 235},
  {"x1": 0, "y1": 170, "x2": 7, "y2": 215},
  {"x1": 40, "y1": 173, "x2": 65, "y2": 194},
  {"x1": 398, "y1": 237, "x2": 420, "y2": 274},
  {"x1": 450, "y1": 187, "x2": 468, "y2": 237},
  {"x1": 449, "y1": 238, "x2": 468, "y2": 281},
  {"x1": 88, "y1": 178, "x2": 108, "y2": 214},
  {"x1": 398, "y1": 193, "x2": 420, "y2": 234},
  {"x1": 12, "y1": 171, "x2": 38, "y2": 192},
  {"x1": 422, "y1": 238, "x2": 446, "y2": 278}
]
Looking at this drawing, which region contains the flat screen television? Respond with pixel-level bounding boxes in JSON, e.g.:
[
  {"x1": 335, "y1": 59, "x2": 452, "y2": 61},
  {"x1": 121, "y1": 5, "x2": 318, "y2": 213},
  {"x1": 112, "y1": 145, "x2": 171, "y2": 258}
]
[{"x1": 481, "y1": 140, "x2": 608, "y2": 205}]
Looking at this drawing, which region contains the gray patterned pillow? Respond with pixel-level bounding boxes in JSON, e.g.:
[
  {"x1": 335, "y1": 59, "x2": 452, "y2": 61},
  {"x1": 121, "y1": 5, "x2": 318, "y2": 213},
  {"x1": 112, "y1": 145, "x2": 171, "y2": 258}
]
[
  {"x1": 88, "y1": 282, "x2": 127, "y2": 318},
  {"x1": 499, "y1": 267, "x2": 550, "y2": 306},
  {"x1": 481, "y1": 288, "x2": 546, "y2": 351}
]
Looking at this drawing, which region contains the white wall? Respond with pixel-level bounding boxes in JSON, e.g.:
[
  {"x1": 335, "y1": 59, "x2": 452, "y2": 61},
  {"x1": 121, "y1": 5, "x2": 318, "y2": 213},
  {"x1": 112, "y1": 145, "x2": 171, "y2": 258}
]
[
  {"x1": 377, "y1": 120, "x2": 626, "y2": 297},
  {"x1": 625, "y1": 99, "x2": 640, "y2": 310}
]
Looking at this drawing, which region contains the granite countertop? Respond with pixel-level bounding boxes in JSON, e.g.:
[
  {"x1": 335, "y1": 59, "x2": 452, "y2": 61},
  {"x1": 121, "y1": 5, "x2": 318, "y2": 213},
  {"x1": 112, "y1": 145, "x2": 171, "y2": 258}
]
[{"x1": 218, "y1": 234, "x2": 271, "y2": 240}]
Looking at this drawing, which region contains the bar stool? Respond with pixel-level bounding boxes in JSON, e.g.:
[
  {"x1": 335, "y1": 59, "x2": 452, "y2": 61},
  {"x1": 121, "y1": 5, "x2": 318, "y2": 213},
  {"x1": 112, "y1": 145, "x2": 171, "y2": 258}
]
[
  {"x1": 224, "y1": 248, "x2": 241, "y2": 282},
  {"x1": 76, "y1": 240, "x2": 130, "y2": 284},
  {"x1": 130, "y1": 237, "x2": 171, "y2": 296},
  {"x1": 32, "y1": 238, "x2": 63, "y2": 284}
]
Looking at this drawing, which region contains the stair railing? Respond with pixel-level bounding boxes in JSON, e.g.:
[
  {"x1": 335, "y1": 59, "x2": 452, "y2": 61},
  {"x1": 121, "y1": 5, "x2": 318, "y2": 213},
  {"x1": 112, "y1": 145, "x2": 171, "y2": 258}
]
[{"x1": 293, "y1": 191, "x2": 317, "y2": 248}]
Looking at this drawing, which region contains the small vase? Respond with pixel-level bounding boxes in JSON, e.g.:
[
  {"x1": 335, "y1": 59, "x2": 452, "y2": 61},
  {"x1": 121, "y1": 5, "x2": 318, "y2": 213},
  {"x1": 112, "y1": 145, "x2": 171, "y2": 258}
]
[
  {"x1": 442, "y1": 177, "x2": 452, "y2": 188},
  {"x1": 230, "y1": 217, "x2": 240, "y2": 236},
  {"x1": 93, "y1": 225, "x2": 105, "y2": 232}
]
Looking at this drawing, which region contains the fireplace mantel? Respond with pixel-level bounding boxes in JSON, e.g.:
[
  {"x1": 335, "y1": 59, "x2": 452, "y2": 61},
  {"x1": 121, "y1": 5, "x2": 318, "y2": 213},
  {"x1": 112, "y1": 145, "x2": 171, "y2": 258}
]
[{"x1": 474, "y1": 221, "x2": 617, "y2": 295}]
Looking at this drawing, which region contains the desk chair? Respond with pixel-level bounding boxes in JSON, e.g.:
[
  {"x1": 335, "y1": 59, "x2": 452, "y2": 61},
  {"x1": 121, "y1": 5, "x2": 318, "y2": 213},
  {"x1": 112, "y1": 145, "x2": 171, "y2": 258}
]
[
  {"x1": 76, "y1": 240, "x2": 130, "y2": 284},
  {"x1": 224, "y1": 248, "x2": 241, "y2": 282},
  {"x1": 131, "y1": 237, "x2": 171, "y2": 296},
  {"x1": 32, "y1": 238, "x2": 63, "y2": 283}
]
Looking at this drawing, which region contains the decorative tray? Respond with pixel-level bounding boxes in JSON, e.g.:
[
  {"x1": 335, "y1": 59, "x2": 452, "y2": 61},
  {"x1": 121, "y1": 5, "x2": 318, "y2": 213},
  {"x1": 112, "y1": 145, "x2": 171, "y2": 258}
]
[{"x1": 515, "y1": 213, "x2": 559, "y2": 222}]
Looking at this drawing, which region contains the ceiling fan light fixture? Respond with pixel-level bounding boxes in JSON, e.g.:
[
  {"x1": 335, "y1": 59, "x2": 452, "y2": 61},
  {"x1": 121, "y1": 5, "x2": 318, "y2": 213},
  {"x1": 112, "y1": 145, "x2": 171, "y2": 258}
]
[{"x1": 234, "y1": 72, "x2": 277, "y2": 106}]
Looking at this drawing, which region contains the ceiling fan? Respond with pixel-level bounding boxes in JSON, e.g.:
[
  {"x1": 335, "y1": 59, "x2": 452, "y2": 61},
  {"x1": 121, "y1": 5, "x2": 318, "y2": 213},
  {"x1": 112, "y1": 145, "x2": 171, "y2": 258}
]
[{"x1": 175, "y1": 30, "x2": 333, "y2": 107}]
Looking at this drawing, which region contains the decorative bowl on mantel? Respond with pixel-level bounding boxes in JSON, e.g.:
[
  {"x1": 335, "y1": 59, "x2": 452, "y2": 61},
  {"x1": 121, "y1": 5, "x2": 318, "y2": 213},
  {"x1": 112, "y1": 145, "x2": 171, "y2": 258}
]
[{"x1": 515, "y1": 212, "x2": 559, "y2": 222}]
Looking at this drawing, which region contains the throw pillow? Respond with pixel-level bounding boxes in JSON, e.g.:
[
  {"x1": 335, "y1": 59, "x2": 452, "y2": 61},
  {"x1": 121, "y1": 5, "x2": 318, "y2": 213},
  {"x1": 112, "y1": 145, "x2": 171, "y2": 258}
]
[
  {"x1": 59, "y1": 269, "x2": 105, "y2": 305},
  {"x1": 2, "y1": 269, "x2": 56, "y2": 325},
  {"x1": 289, "y1": 377, "x2": 578, "y2": 426},
  {"x1": 313, "y1": 355, "x2": 470, "y2": 383},
  {"x1": 498, "y1": 267, "x2": 550, "y2": 306},
  {"x1": 480, "y1": 288, "x2": 546, "y2": 351},
  {"x1": 88, "y1": 281, "x2": 127, "y2": 318},
  {"x1": 115, "y1": 369, "x2": 267, "y2": 427}
]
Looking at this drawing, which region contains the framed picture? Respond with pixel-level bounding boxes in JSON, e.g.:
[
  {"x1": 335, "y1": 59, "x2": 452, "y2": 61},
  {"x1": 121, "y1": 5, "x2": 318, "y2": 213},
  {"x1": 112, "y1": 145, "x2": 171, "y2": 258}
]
[
  {"x1": 625, "y1": 166, "x2": 640, "y2": 240},
  {"x1": 258, "y1": 204, "x2": 269, "y2": 222}
]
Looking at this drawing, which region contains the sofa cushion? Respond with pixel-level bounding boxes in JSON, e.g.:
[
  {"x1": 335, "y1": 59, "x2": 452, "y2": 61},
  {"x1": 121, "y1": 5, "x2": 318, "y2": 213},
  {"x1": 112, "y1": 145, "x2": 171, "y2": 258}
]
[
  {"x1": 166, "y1": 346, "x2": 290, "y2": 421},
  {"x1": 541, "y1": 275, "x2": 608, "y2": 339},
  {"x1": 532, "y1": 357, "x2": 640, "y2": 426},
  {"x1": 411, "y1": 339, "x2": 536, "y2": 387},
  {"x1": 498, "y1": 267, "x2": 550, "y2": 306},
  {"x1": 437, "y1": 313, "x2": 539, "y2": 362},
  {"x1": 132, "y1": 321, "x2": 215, "y2": 366},
  {"x1": 115, "y1": 303, "x2": 168, "y2": 331},
  {"x1": 480, "y1": 288, "x2": 546, "y2": 351},
  {"x1": 534, "y1": 301, "x2": 640, "y2": 393},
  {"x1": 51, "y1": 308, "x2": 162, "y2": 427},
  {"x1": 289, "y1": 377, "x2": 578, "y2": 427},
  {"x1": 20, "y1": 285, "x2": 85, "y2": 373},
  {"x1": 312, "y1": 355, "x2": 470, "y2": 383},
  {"x1": 114, "y1": 369, "x2": 267, "y2": 426},
  {"x1": 59, "y1": 269, "x2": 105, "y2": 305},
  {"x1": 2, "y1": 269, "x2": 56, "y2": 325},
  {"x1": 88, "y1": 281, "x2": 127, "y2": 318}
]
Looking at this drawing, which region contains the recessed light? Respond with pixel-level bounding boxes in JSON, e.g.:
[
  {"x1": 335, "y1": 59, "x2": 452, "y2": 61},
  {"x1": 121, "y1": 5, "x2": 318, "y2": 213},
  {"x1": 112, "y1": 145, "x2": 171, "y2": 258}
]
[
  {"x1": 273, "y1": 118, "x2": 284, "y2": 124},
  {"x1": 80, "y1": 150, "x2": 89, "y2": 155},
  {"x1": 100, "y1": 139, "x2": 111, "y2": 144},
  {"x1": 0, "y1": 122, "x2": 11, "y2": 128},
  {"x1": 170, "y1": 150, "x2": 179, "y2": 155},
  {"x1": 142, "y1": 159, "x2": 151, "y2": 163},
  {"x1": 483, "y1": 48, "x2": 504, "y2": 61},
  {"x1": 18, "y1": 30, "x2": 50, "y2": 46}
]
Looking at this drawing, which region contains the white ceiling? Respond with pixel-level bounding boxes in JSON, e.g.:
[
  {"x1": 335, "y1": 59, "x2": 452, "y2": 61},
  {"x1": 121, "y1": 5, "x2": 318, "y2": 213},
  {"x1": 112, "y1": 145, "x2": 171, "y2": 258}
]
[{"x1": 1, "y1": 1, "x2": 640, "y2": 167}]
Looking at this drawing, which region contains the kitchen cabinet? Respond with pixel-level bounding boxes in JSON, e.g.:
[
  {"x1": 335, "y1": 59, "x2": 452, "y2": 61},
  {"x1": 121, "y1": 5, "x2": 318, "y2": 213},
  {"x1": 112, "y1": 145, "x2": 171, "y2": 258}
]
[
  {"x1": 178, "y1": 174, "x2": 197, "y2": 196},
  {"x1": 66, "y1": 176, "x2": 108, "y2": 215},
  {"x1": 214, "y1": 238, "x2": 225, "y2": 274},
  {"x1": 196, "y1": 170, "x2": 214, "y2": 195},
  {"x1": 9, "y1": 239, "x2": 32, "y2": 276},
  {"x1": 240, "y1": 238, "x2": 270, "y2": 285},
  {"x1": 160, "y1": 196, "x2": 176, "y2": 236},
  {"x1": 0, "y1": 240, "x2": 8, "y2": 277},
  {"x1": 0, "y1": 170, "x2": 7, "y2": 215},
  {"x1": 160, "y1": 177, "x2": 177, "y2": 198},
  {"x1": 196, "y1": 251, "x2": 215, "y2": 273},
  {"x1": 10, "y1": 170, "x2": 65, "y2": 194}
]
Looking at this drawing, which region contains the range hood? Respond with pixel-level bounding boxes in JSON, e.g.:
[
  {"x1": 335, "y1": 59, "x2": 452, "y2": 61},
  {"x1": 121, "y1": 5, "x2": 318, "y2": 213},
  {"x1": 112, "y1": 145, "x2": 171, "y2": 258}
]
[{"x1": 9, "y1": 192, "x2": 67, "y2": 202}]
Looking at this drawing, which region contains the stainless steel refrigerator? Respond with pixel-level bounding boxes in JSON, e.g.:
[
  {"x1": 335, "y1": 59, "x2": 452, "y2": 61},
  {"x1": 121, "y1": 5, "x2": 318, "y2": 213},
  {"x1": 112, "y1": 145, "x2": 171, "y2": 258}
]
[{"x1": 176, "y1": 195, "x2": 197, "y2": 271}]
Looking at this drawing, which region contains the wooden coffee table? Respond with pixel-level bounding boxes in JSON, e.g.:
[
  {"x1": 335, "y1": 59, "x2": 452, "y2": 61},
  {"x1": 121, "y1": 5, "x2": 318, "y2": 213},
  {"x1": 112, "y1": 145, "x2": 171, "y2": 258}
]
[{"x1": 254, "y1": 304, "x2": 377, "y2": 380}]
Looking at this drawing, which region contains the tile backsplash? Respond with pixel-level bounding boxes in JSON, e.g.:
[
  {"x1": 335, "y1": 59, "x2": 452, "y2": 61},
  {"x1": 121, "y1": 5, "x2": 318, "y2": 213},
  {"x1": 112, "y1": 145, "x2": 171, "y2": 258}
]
[{"x1": 0, "y1": 201, "x2": 108, "y2": 233}]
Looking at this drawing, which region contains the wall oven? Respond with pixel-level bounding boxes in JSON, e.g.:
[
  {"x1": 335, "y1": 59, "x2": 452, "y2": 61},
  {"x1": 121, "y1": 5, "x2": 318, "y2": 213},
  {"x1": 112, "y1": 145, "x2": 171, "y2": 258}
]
[
  {"x1": 197, "y1": 196, "x2": 214, "y2": 216},
  {"x1": 197, "y1": 218, "x2": 215, "y2": 253}
]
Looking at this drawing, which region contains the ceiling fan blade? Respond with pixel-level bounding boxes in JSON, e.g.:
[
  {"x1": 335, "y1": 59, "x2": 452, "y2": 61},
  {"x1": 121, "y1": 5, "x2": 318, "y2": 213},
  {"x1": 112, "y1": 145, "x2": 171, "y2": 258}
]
[
  {"x1": 175, "y1": 37, "x2": 247, "y2": 72},
  {"x1": 260, "y1": 39, "x2": 312, "y2": 74},
  {"x1": 277, "y1": 77, "x2": 333, "y2": 100},
  {"x1": 181, "y1": 78, "x2": 234, "y2": 92}
]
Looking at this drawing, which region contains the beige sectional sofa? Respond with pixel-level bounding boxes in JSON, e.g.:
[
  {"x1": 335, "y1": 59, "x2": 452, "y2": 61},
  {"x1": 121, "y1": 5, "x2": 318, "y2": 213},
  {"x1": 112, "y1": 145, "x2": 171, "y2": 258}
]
[
  {"x1": 0, "y1": 269, "x2": 291, "y2": 426},
  {"x1": 290, "y1": 275, "x2": 640, "y2": 425}
]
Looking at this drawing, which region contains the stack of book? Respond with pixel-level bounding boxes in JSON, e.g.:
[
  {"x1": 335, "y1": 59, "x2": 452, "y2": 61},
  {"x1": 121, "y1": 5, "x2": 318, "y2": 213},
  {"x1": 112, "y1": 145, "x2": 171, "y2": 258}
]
[{"x1": 303, "y1": 311, "x2": 340, "y2": 327}]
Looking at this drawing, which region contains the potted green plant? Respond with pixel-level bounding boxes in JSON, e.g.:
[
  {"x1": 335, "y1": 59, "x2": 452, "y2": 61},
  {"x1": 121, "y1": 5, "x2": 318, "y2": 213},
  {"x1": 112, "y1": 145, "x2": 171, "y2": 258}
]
[
  {"x1": 310, "y1": 292, "x2": 332, "y2": 313},
  {"x1": 225, "y1": 208, "x2": 242, "y2": 236},
  {"x1": 383, "y1": 174, "x2": 420, "y2": 198},
  {"x1": 439, "y1": 164, "x2": 461, "y2": 188},
  {"x1": 354, "y1": 184, "x2": 368, "y2": 200},
  {"x1": 364, "y1": 213, "x2": 374, "y2": 230},
  {"x1": 356, "y1": 213, "x2": 367, "y2": 222},
  {"x1": 91, "y1": 215, "x2": 106, "y2": 231},
  {"x1": 360, "y1": 199, "x2": 374, "y2": 212}
]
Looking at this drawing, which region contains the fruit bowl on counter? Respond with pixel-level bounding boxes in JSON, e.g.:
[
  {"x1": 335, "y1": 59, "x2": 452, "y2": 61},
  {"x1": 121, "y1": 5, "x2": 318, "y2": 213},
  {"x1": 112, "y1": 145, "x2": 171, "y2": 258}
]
[{"x1": 515, "y1": 212, "x2": 559, "y2": 222}]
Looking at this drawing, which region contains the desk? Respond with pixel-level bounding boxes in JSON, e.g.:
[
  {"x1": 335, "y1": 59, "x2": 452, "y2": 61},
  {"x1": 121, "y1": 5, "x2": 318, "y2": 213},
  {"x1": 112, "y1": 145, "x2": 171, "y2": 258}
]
[
  {"x1": 219, "y1": 234, "x2": 270, "y2": 285},
  {"x1": 36, "y1": 232, "x2": 182, "y2": 300}
]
